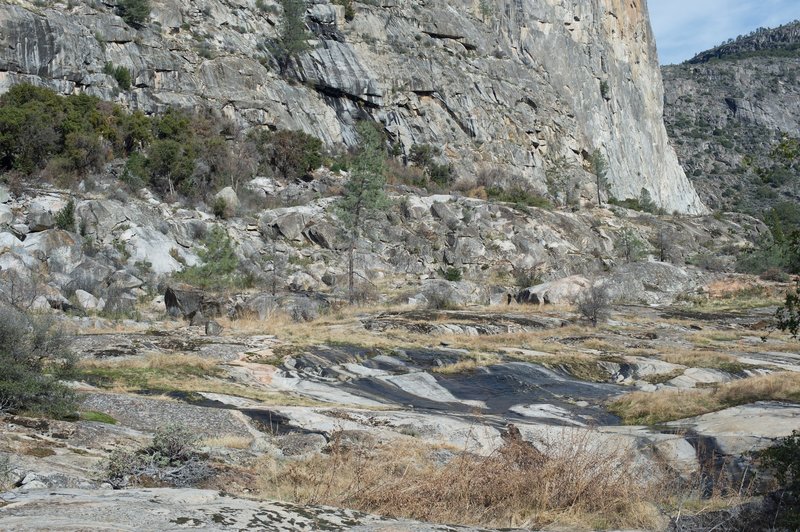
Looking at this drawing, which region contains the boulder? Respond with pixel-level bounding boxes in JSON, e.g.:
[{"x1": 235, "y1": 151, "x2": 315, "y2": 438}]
[
  {"x1": 0, "y1": 204, "x2": 13, "y2": 226},
  {"x1": 103, "y1": 291, "x2": 137, "y2": 316},
  {"x1": 517, "y1": 276, "x2": 591, "y2": 305},
  {"x1": 64, "y1": 259, "x2": 114, "y2": 294},
  {"x1": 27, "y1": 202, "x2": 55, "y2": 232},
  {"x1": 108, "y1": 270, "x2": 144, "y2": 291},
  {"x1": 602, "y1": 262, "x2": 699, "y2": 305},
  {"x1": 274, "y1": 212, "x2": 307, "y2": 241},
  {"x1": 305, "y1": 222, "x2": 343, "y2": 250},
  {"x1": 189, "y1": 311, "x2": 206, "y2": 327},
  {"x1": 22, "y1": 230, "x2": 82, "y2": 274},
  {"x1": 75, "y1": 289, "x2": 103, "y2": 312},
  {"x1": 164, "y1": 285, "x2": 224, "y2": 319},
  {"x1": 233, "y1": 293, "x2": 277, "y2": 321},
  {"x1": 205, "y1": 320, "x2": 223, "y2": 336},
  {"x1": 0, "y1": 184, "x2": 9, "y2": 203},
  {"x1": 214, "y1": 187, "x2": 239, "y2": 218}
]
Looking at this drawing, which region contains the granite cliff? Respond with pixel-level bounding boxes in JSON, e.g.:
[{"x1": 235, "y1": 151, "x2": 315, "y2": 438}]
[{"x1": 0, "y1": 0, "x2": 705, "y2": 213}]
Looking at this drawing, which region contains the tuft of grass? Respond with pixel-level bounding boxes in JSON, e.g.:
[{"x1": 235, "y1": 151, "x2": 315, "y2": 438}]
[
  {"x1": 255, "y1": 431, "x2": 665, "y2": 530},
  {"x1": 610, "y1": 372, "x2": 800, "y2": 425},
  {"x1": 661, "y1": 350, "x2": 753, "y2": 374},
  {"x1": 431, "y1": 352, "x2": 501, "y2": 374},
  {"x1": 642, "y1": 369, "x2": 685, "y2": 385},
  {"x1": 202, "y1": 435, "x2": 254, "y2": 449},
  {"x1": 80, "y1": 411, "x2": 118, "y2": 424}
]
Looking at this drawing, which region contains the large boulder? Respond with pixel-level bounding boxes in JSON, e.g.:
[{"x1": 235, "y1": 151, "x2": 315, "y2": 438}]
[
  {"x1": 214, "y1": 187, "x2": 239, "y2": 218},
  {"x1": 27, "y1": 202, "x2": 55, "y2": 232},
  {"x1": 0, "y1": 204, "x2": 13, "y2": 226},
  {"x1": 164, "y1": 285, "x2": 224, "y2": 319},
  {"x1": 75, "y1": 289, "x2": 104, "y2": 312},
  {"x1": 22, "y1": 230, "x2": 82, "y2": 274},
  {"x1": 517, "y1": 276, "x2": 591, "y2": 305},
  {"x1": 233, "y1": 292, "x2": 333, "y2": 322},
  {"x1": 602, "y1": 262, "x2": 700, "y2": 305}
]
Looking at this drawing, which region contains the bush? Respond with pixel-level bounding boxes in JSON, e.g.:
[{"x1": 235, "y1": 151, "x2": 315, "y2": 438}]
[
  {"x1": 251, "y1": 129, "x2": 323, "y2": 180},
  {"x1": 443, "y1": 267, "x2": 462, "y2": 282},
  {"x1": 117, "y1": 0, "x2": 151, "y2": 27},
  {"x1": 776, "y1": 279, "x2": 800, "y2": 339},
  {"x1": 576, "y1": 285, "x2": 610, "y2": 327},
  {"x1": 175, "y1": 226, "x2": 247, "y2": 290},
  {"x1": 103, "y1": 62, "x2": 132, "y2": 90},
  {"x1": 616, "y1": 228, "x2": 647, "y2": 263},
  {"x1": 759, "y1": 430, "x2": 800, "y2": 528},
  {"x1": 105, "y1": 424, "x2": 210, "y2": 488},
  {"x1": 0, "y1": 305, "x2": 77, "y2": 419},
  {"x1": 54, "y1": 198, "x2": 76, "y2": 232}
]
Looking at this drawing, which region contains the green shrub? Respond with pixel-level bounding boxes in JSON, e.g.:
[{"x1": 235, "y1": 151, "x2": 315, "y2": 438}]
[
  {"x1": 443, "y1": 267, "x2": 462, "y2": 282},
  {"x1": 616, "y1": 228, "x2": 647, "y2": 263},
  {"x1": 485, "y1": 186, "x2": 552, "y2": 210},
  {"x1": 104, "y1": 62, "x2": 132, "y2": 90},
  {"x1": 776, "y1": 280, "x2": 800, "y2": 339},
  {"x1": 54, "y1": 198, "x2": 76, "y2": 232},
  {"x1": 251, "y1": 129, "x2": 323, "y2": 179},
  {"x1": 117, "y1": 0, "x2": 151, "y2": 26},
  {"x1": 0, "y1": 306, "x2": 77, "y2": 419},
  {"x1": 175, "y1": 227, "x2": 248, "y2": 289},
  {"x1": 759, "y1": 430, "x2": 800, "y2": 528}
]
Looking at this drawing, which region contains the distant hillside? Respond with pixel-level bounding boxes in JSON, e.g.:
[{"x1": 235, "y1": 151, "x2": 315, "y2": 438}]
[
  {"x1": 687, "y1": 20, "x2": 800, "y2": 63},
  {"x1": 663, "y1": 21, "x2": 800, "y2": 217}
]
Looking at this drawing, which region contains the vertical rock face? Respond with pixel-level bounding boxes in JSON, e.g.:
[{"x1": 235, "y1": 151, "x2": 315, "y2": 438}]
[{"x1": 0, "y1": 0, "x2": 706, "y2": 213}]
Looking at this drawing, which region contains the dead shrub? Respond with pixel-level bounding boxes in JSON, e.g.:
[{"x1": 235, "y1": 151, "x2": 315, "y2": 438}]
[{"x1": 256, "y1": 430, "x2": 664, "y2": 529}]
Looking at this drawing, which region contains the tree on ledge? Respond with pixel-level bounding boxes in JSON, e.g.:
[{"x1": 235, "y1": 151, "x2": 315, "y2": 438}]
[{"x1": 335, "y1": 121, "x2": 389, "y2": 304}]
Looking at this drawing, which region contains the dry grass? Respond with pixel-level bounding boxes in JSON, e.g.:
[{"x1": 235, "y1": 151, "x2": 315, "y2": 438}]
[
  {"x1": 689, "y1": 329, "x2": 748, "y2": 346},
  {"x1": 431, "y1": 352, "x2": 501, "y2": 374},
  {"x1": 661, "y1": 350, "x2": 750, "y2": 373},
  {"x1": 610, "y1": 372, "x2": 800, "y2": 425},
  {"x1": 255, "y1": 432, "x2": 666, "y2": 530},
  {"x1": 78, "y1": 353, "x2": 219, "y2": 375},
  {"x1": 75, "y1": 353, "x2": 323, "y2": 407},
  {"x1": 202, "y1": 435, "x2": 254, "y2": 449}
]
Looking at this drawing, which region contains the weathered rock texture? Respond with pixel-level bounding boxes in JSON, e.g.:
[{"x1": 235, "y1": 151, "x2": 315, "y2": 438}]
[{"x1": 0, "y1": 0, "x2": 705, "y2": 213}]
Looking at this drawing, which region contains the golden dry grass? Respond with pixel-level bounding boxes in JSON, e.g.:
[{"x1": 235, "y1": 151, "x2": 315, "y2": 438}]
[
  {"x1": 75, "y1": 353, "x2": 323, "y2": 407},
  {"x1": 255, "y1": 432, "x2": 666, "y2": 530},
  {"x1": 661, "y1": 350, "x2": 748, "y2": 372},
  {"x1": 202, "y1": 435, "x2": 254, "y2": 449},
  {"x1": 610, "y1": 372, "x2": 800, "y2": 425},
  {"x1": 431, "y1": 352, "x2": 501, "y2": 374}
]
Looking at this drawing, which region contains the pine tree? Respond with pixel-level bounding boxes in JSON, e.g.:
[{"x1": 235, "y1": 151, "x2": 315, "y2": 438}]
[{"x1": 335, "y1": 122, "x2": 389, "y2": 304}]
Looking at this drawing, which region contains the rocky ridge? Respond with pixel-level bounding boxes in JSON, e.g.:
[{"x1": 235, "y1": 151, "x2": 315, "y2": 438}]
[
  {"x1": 662, "y1": 21, "x2": 800, "y2": 214},
  {"x1": 0, "y1": 0, "x2": 705, "y2": 213}
]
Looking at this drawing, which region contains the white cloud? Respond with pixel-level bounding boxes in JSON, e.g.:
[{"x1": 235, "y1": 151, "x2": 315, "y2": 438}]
[{"x1": 649, "y1": 0, "x2": 800, "y2": 64}]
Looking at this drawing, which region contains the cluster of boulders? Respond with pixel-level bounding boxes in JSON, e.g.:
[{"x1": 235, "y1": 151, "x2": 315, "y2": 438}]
[{"x1": 0, "y1": 174, "x2": 768, "y2": 326}]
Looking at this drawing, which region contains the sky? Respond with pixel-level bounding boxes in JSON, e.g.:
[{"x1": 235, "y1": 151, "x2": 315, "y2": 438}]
[{"x1": 649, "y1": 0, "x2": 800, "y2": 65}]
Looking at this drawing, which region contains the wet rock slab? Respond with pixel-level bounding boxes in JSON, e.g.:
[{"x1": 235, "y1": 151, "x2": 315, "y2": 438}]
[{"x1": 0, "y1": 488, "x2": 494, "y2": 531}]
